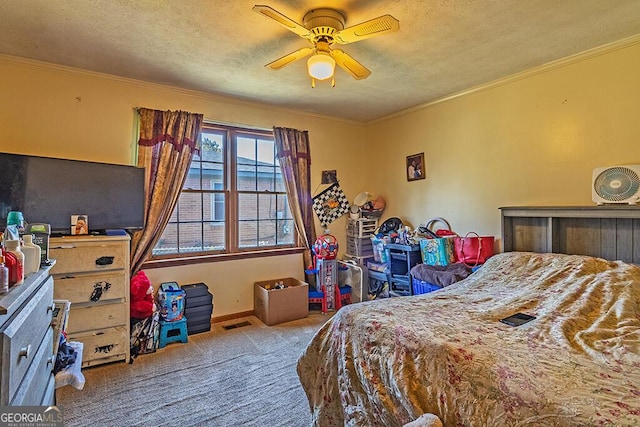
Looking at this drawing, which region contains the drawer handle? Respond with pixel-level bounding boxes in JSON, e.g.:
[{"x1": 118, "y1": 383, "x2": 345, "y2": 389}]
[
  {"x1": 90, "y1": 281, "x2": 112, "y2": 302},
  {"x1": 95, "y1": 344, "x2": 115, "y2": 354},
  {"x1": 47, "y1": 356, "x2": 55, "y2": 366},
  {"x1": 53, "y1": 244, "x2": 76, "y2": 249},
  {"x1": 47, "y1": 303, "x2": 56, "y2": 313},
  {"x1": 19, "y1": 345, "x2": 31, "y2": 359},
  {"x1": 95, "y1": 256, "x2": 115, "y2": 266}
]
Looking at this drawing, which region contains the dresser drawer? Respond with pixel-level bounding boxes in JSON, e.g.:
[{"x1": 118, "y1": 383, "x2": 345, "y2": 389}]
[
  {"x1": 10, "y1": 328, "x2": 54, "y2": 406},
  {"x1": 67, "y1": 302, "x2": 127, "y2": 334},
  {"x1": 53, "y1": 272, "x2": 127, "y2": 304},
  {"x1": 41, "y1": 375, "x2": 56, "y2": 406},
  {"x1": 68, "y1": 326, "x2": 128, "y2": 366},
  {"x1": 0, "y1": 277, "x2": 54, "y2": 403},
  {"x1": 50, "y1": 241, "x2": 127, "y2": 274}
]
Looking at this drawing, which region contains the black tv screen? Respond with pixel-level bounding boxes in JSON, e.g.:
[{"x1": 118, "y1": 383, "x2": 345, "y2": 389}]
[{"x1": 0, "y1": 152, "x2": 145, "y2": 234}]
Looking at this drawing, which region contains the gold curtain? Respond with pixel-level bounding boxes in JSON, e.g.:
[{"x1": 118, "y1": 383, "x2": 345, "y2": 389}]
[
  {"x1": 130, "y1": 108, "x2": 203, "y2": 275},
  {"x1": 273, "y1": 126, "x2": 317, "y2": 286}
]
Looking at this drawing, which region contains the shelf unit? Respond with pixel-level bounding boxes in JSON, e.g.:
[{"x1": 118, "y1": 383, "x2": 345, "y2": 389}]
[
  {"x1": 500, "y1": 205, "x2": 640, "y2": 263},
  {"x1": 385, "y1": 243, "x2": 422, "y2": 296}
]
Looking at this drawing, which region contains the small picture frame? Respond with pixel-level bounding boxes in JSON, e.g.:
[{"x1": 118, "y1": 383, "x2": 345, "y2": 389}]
[
  {"x1": 406, "y1": 153, "x2": 425, "y2": 181},
  {"x1": 321, "y1": 170, "x2": 338, "y2": 185},
  {"x1": 71, "y1": 214, "x2": 89, "y2": 235}
]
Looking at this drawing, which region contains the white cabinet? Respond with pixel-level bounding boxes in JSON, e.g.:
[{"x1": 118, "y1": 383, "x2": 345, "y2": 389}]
[
  {"x1": 0, "y1": 266, "x2": 55, "y2": 406},
  {"x1": 50, "y1": 235, "x2": 130, "y2": 366}
]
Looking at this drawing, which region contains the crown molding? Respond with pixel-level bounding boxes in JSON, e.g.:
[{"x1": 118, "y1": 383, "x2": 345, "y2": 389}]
[
  {"x1": 0, "y1": 54, "x2": 363, "y2": 127},
  {"x1": 369, "y1": 33, "x2": 640, "y2": 125}
]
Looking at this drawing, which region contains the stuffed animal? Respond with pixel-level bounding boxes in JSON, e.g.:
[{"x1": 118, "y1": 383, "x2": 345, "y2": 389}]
[{"x1": 130, "y1": 270, "x2": 155, "y2": 320}]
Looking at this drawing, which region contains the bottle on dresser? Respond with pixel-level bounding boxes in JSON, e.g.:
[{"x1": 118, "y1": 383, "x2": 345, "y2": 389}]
[
  {"x1": 0, "y1": 255, "x2": 8, "y2": 294},
  {"x1": 21, "y1": 234, "x2": 41, "y2": 275},
  {"x1": 2, "y1": 248, "x2": 18, "y2": 287},
  {"x1": 3, "y1": 240, "x2": 24, "y2": 286}
]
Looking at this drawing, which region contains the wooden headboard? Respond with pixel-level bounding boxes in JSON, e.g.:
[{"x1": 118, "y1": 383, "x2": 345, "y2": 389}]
[{"x1": 500, "y1": 206, "x2": 640, "y2": 263}]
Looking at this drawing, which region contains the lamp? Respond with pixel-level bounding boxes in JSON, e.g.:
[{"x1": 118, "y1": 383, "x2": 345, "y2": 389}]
[{"x1": 307, "y1": 52, "x2": 335, "y2": 80}]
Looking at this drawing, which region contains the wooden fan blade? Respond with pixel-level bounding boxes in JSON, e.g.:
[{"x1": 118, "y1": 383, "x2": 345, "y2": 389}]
[
  {"x1": 253, "y1": 5, "x2": 312, "y2": 39},
  {"x1": 331, "y1": 50, "x2": 371, "y2": 80},
  {"x1": 334, "y1": 14, "x2": 399, "y2": 44},
  {"x1": 266, "y1": 47, "x2": 314, "y2": 70}
]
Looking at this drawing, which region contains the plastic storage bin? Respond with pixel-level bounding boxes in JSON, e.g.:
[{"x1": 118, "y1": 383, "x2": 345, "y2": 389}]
[
  {"x1": 157, "y1": 282, "x2": 186, "y2": 322},
  {"x1": 411, "y1": 276, "x2": 442, "y2": 295},
  {"x1": 181, "y1": 282, "x2": 213, "y2": 334}
]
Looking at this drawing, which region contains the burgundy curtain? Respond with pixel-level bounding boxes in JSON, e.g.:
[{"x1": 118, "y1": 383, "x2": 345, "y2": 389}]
[
  {"x1": 273, "y1": 126, "x2": 317, "y2": 286},
  {"x1": 131, "y1": 108, "x2": 203, "y2": 275}
]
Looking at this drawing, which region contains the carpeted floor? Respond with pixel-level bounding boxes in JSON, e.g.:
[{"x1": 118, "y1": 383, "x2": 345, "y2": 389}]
[{"x1": 56, "y1": 313, "x2": 331, "y2": 426}]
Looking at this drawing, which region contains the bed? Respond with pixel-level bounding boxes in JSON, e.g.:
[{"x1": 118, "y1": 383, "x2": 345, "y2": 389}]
[{"x1": 297, "y1": 251, "x2": 640, "y2": 426}]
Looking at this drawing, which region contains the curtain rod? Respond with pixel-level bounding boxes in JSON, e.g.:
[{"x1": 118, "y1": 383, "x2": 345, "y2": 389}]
[
  {"x1": 204, "y1": 119, "x2": 272, "y2": 132},
  {"x1": 134, "y1": 108, "x2": 274, "y2": 133}
]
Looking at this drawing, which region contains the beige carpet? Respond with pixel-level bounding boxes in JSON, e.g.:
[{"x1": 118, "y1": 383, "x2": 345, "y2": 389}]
[{"x1": 56, "y1": 313, "x2": 330, "y2": 426}]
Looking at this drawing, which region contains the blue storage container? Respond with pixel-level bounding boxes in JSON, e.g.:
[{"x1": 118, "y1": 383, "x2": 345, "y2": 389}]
[
  {"x1": 411, "y1": 276, "x2": 442, "y2": 295},
  {"x1": 157, "y1": 282, "x2": 186, "y2": 322}
]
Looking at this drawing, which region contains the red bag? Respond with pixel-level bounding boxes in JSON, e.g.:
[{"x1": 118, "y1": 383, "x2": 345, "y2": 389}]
[
  {"x1": 425, "y1": 217, "x2": 457, "y2": 237},
  {"x1": 453, "y1": 232, "x2": 494, "y2": 267}
]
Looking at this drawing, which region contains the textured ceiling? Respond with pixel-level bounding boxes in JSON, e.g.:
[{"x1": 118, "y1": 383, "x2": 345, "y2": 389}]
[{"x1": 1, "y1": 1, "x2": 640, "y2": 122}]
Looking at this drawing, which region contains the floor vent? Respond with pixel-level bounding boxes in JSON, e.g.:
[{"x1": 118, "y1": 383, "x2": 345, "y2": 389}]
[{"x1": 222, "y1": 321, "x2": 252, "y2": 330}]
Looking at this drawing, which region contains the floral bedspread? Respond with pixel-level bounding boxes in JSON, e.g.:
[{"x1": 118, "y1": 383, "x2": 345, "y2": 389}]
[{"x1": 297, "y1": 252, "x2": 640, "y2": 426}]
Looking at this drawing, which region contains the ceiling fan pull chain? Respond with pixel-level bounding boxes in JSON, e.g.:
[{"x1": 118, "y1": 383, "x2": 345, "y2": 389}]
[
  {"x1": 311, "y1": 77, "x2": 316, "y2": 89},
  {"x1": 331, "y1": 76, "x2": 335, "y2": 88}
]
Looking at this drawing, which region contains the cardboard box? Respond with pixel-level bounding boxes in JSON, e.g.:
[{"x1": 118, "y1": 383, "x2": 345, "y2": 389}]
[{"x1": 254, "y1": 277, "x2": 309, "y2": 326}]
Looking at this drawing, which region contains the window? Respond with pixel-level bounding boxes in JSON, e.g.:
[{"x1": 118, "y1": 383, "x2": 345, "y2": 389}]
[{"x1": 152, "y1": 123, "x2": 295, "y2": 258}]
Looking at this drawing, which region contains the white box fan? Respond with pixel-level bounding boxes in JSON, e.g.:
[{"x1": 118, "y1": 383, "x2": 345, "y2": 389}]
[{"x1": 592, "y1": 165, "x2": 640, "y2": 205}]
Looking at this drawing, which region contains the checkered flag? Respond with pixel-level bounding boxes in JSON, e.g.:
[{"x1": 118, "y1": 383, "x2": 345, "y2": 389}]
[{"x1": 312, "y1": 183, "x2": 350, "y2": 227}]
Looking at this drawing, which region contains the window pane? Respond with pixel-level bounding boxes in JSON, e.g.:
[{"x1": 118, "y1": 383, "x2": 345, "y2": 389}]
[
  {"x1": 185, "y1": 163, "x2": 202, "y2": 190},
  {"x1": 257, "y1": 165, "x2": 275, "y2": 192},
  {"x1": 154, "y1": 223, "x2": 177, "y2": 256},
  {"x1": 274, "y1": 169, "x2": 286, "y2": 192},
  {"x1": 178, "y1": 193, "x2": 202, "y2": 222},
  {"x1": 257, "y1": 139, "x2": 275, "y2": 165},
  {"x1": 201, "y1": 133, "x2": 224, "y2": 162},
  {"x1": 203, "y1": 222, "x2": 225, "y2": 251},
  {"x1": 258, "y1": 220, "x2": 276, "y2": 246},
  {"x1": 238, "y1": 220, "x2": 258, "y2": 248},
  {"x1": 278, "y1": 219, "x2": 295, "y2": 245},
  {"x1": 206, "y1": 190, "x2": 225, "y2": 222},
  {"x1": 179, "y1": 222, "x2": 203, "y2": 253},
  {"x1": 237, "y1": 137, "x2": 255, "y2": 164},
  {"x1": 238, "y1": 193, "x2": 257, "y2": 220},
  {"x1": 202, "y1": 161, "x2": 223, "y2": 187},
  {"x1": 258, "y1": 193, "x2": 277, "y2": 220},
  {"x1": 237, "y1": 164, "x2": 256, "y2": 191},
  {"x1": 277, "y1": 194, "x2": 290, "y2": 219}
]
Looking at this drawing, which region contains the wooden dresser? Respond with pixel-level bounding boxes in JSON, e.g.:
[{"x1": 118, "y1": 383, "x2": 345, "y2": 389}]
[
  {"x1": 50, "y1": 235, "x2": 131, "y2": 366},
  {"x1": 0, "y1": 265, "x2": 56, "y2": 406}
]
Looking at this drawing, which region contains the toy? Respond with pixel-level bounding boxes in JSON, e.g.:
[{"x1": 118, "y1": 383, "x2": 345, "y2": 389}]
[
  {"x1": 313, "y1": 234, "x2": 339, "y2": 260},
  {"x1": 157, "y1": 282, "x2": 186, "y2": 322},
  {"x1": 130, "y1": 270, "x2": 155, "y2": 320}
]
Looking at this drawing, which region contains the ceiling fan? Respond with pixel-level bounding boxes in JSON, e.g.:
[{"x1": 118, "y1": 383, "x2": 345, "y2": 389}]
[{"x1": 253, "y1": 4, "x2": 400, "y2": 87}]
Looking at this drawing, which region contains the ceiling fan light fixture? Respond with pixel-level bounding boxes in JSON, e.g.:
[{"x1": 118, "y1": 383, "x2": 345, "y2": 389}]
[{"x1": 307, "y1": 53, "x2": 335, "y2": 80}]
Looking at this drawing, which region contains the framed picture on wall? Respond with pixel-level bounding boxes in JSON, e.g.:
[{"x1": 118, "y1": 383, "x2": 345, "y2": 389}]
[{"x1": 406, "y1": 153, "x2": 425, "y2": 181}]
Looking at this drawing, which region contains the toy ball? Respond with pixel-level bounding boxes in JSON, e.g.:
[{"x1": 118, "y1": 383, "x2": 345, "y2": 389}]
[{"x1": 314, "y1": 234, "x2": 339, "y2": 259}]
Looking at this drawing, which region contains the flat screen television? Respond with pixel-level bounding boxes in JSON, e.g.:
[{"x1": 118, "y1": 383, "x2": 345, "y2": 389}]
[{"x1": 0, "y1": 152, "x2": 145, "y2": 234}]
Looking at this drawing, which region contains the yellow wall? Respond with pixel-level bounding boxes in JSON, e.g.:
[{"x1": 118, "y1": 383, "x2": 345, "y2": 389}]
[
  {"x1": 0, "y1": 55, "x2": 366, "y2": 317},
  {"x1": 2, "y1": 38, "x2": 639, "y2": 317},
  {"x1": 365, "y1": 40, "x2": 640, "y2": 249}
]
